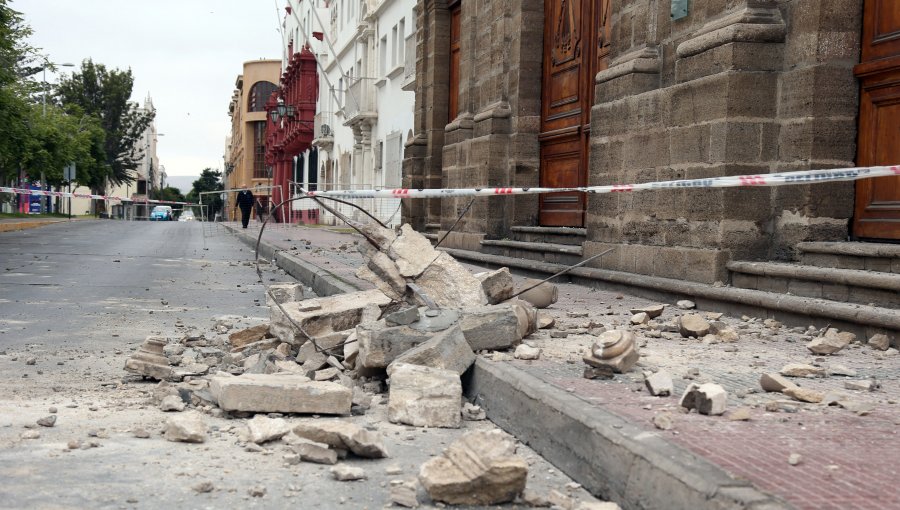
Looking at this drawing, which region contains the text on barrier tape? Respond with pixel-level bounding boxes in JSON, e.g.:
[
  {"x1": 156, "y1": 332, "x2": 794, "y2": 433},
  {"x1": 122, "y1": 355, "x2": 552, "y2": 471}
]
[
  {"x1": 0, "y1": 187, "x2": 197, "y2": 206},
  {"x1": 302, "y1": 165, "x2": 900, "y2": 199}
]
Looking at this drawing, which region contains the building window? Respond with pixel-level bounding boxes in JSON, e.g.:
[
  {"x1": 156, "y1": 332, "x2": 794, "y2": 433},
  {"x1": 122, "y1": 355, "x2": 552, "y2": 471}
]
[
  {"x1": 249, "y1": 81, "x2": 277, "y2": 112},
  {"x1": 252, "y1": 121, "x2": 268, "y2": 178},
  {"x1": 380, "y1": 35, "x2": 388, "y2": 77},
  {"x1": 399, "y1": 18, "x2": 405, "y2": 62},
  {"x1": 392, "y1": 25, "x2": 399, "y2": 68}
]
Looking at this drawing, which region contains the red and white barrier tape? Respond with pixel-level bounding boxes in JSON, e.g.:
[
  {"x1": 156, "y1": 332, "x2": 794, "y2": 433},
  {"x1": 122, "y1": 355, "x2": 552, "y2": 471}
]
[
  {"x1": 0, "y1": 186, "x2": 196, "y2": 206},
  {"x1": 304, "y1": 165, "x2": 900, "y2": 199}
]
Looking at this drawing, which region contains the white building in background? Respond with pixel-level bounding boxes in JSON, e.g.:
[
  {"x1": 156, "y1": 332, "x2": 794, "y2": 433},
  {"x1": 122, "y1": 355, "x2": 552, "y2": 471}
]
[
  {"x1": 109, "y1": 94, "x2": 161, "y2": 218},
  {"x1": 282, "y1": 0, "x2": 415, "y2": 226}
]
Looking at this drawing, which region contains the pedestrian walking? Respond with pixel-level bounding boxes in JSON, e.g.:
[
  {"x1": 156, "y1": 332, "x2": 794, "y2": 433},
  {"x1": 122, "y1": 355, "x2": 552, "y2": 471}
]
[{"x1": 235, "y1": 189, "x2": 254, "y2": 228}]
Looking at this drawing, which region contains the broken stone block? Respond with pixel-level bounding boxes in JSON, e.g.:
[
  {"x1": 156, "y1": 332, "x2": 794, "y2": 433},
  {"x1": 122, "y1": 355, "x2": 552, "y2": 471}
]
[
  {"x1": 209, "y1": 373, "x2": 351, "y2": 415},
  {"x1": 476, "y1": 268, "x2": 515, "y2": 304},
  {"x1": 505, "y1": 299, "x2": 539, "y2": 338},
  {"x1": 676, "y1": 300, "x2": 695, "y2": 310},
  {"x1": 387, "y1": 325, "x2": 475, "y2": 376},
  {"x1": 36, "y1": 415, "x2": 56, "y2": 427},
  {"x1": 292, "y1": 420, "x2": 388, "y2": 458},
  {"x1": 644, "y1": 371, "x2": 673, "y2": 396},
  {"x1": 357, "y1": 323, "x2": 435, "y2": 369},
  {"x1": 124, "y1": 336, "x2": 178, "y2": 381},
  {"x1": 514, "y1": 344, "x2": 541, "y2": 360},
  {"x1": 679, "y1": 314, "x2": 710, "y2": 338},
  {"x1": 160, "y1": 395, "x2": 186, "y2": 412},
  {"x1": 459, "y1": 305, "x2": 523, "y2": 351},
  {"x1": 330, "y1": 465, "x2": 367, "y2": 481},
  {"x1": 867, "y1": 334, "x2": 891, "y2": 351},
  {"x1": 412, "y1": 252, "x2": 487, "y2": 308},
  {"x1": 266, "y1": 283, "x2": 304, "y2": 306},
  {"x1": 782, "y1": 386, "x2": 824, "y2": 404},
  {"x1": 357, "y1": 245, "x2": 408, "y2": 299},
  {"x1": 630, "y1": 304, "x2": 665, "y2": 319},
  {"x1": 269, "y1": 290, "x2": 392, "y2": 346},
  {"x1": 807, "y1": 328, "x2": 855, "y2": 355},
  {"x1": 164, "y1": 413, "x2": 207, "y2": 443},
  {"x1": 679, "y1": 383, "x2": 727, "y2": 415},
  {"x1": 583, "y1": 330, "x2": 639, "y2": 374},
  {"x1": 228, "y1": 325, "x2": 271, "y2": 351},
  {"x1": 836, "y1": 399, "x2": 876, "y2": 415},
  {"x1": 290, "y1": 437, "x2": 338, "y2": 465},
  {"x1": 388, "y1": 364, "x2": 462, "y2": 428},
  {"x1": 297, "y1": 331, "x2": 348, "y2": 362},
  {"x1": 385, "y1": 307, "x2": 420, "y2": 327},
  {"x1": 780, "y1": 363, "x2": 826, "y2": 378},
  {"x1": 461, "y1": 402, "x2": 486, "y2": 421},
  {"x1": 516, "y1": 279, "x2": 558, "y2": 309},
  {"x1": 357, "y1": 222, "x2": 398, "y2": 251},
  {"x1": 418, "y1": 429, "x2": 527, "y2": 505},
  {"x1": 246, "y1": 415, "x2": 291, "y2": 444},
  {"x1": 314, "y1": 367, "x2": 341, "y2": 381},
  {"x1": 388, "y1": 224, "x2": 441, "y2": 278},
  {"x1": 537, "y1": 313, "x2": 555, "y2": 329},
  {"x1": 390, "y1": 479, "x2": 420, "y2": 508},
  {"x1": 716, "y1": 327, "x2": 740, "y2": 343},
  {"x1": 844, "y1": 379, "x2": 877, "y2": 391},
  {"x1": 630, "y1": 312, "x2": 650, "y2": 325},
  {"x1": 760, "y1": 373, "x2": 799, "y2": 393},
  {"x1": 356, "y1": 264, "x2": 404, "y2": 301}
]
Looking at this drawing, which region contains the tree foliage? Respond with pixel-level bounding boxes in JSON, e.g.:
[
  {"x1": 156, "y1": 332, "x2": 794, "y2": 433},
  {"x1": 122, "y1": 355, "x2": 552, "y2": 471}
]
[
  {"x1": 151, "y1": 186, "x2": 185, "y2": 203},
  {"x1": 56, "y1": 60, "x2": 154, "y2": 189},
  {"x1": 186, "y1": 168, "x2": 224, "y2": 220}
]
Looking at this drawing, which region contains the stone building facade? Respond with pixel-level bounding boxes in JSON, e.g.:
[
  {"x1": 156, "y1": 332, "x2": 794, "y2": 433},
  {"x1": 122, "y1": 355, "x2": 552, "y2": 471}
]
[{"x1": 404, "y1": 0, "x2": 898, "y2": 284}]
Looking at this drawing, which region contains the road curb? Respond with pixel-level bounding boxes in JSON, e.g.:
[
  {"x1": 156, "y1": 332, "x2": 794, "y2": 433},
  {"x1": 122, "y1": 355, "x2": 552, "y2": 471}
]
[
  {"x1": 223, "y1": 224, "x2": 361, "y2": 296},
  {"x1": 464, "y1": 359, "x2": 792, "y2": 510},
  {"x1": 0, "y1": 219, "x2": 66, "y2": 233}
]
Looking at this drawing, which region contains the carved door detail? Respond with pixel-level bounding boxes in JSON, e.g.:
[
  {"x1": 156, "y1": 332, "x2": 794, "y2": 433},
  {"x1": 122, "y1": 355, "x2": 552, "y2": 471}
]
[
  {"x1": 539, "y1": 0, "x2": 611, "y2": 227},
  {"x1": 854, "y1": 0, "x2": 900, "y2": 239}
]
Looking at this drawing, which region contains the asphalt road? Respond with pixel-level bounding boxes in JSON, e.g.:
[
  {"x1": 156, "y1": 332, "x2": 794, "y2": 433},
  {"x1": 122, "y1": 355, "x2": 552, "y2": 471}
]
[{"x1": 0, "y1": 220, "x2": 599, "y2": 510}]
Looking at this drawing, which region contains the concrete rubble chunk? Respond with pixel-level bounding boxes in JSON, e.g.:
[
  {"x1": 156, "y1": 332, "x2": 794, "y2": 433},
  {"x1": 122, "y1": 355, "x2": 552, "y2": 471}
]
[
  {"x1": 390, "y1": 479, "x2": 420, "y2": 508},
  {"x1": 160, "y1": 395, "x2": 186, "y2": 412},
  {"x1": 782, "y1": 386, "x2": 824, "y2": 404},
  {"x1": 459, "y1": 305, "x2": 525, "y2": 351},
  {"x1": 412, "y1": 252, "x2": 487, "y2": 308},
  {"x1": 537, "y1": 313, "x2": 555, "y2": 329},
  {"x1": 331, "y1": 465, "x2": 367, "y2": 481},
  {"x1": 296, "y1": 332, "x2": 348, "y2": 362},
  {"x1": 679, "y1": 314, "x2": 710, "y2": 338},
  {"x1": 476, "y1": 268, "x2": 515, "y2": 304},
  {"x1": 418, "y1": 429, "x2": 527, "y2": 505},
  {"x1": 583, "y1": 330, "x2": 639, "y2": 375},
  {"x1": 867, "y1": 333, "x2": 890, "y2": 351},
  {"x1": 780, "y1": 363, "x2": 826, "y2": 378},
  {"x1": 807, "y1": 328, "x2": 855, "y2": 355},
  {"x1": 356, "y1": 264, "x2": 404, "y2": 301},
  {"x1": 270, "y1": 290, "x2": 392, "y2": 346},
  {"x1": 314, "y1": 367, "x2": 341, "y2": 381},
  {"x1": 388, "y1": 224, "x2": 441, "y2": 278},
  {"x1": 676, "y1": 300, "x2": 695, "y2": 310},
  {"x1": 357, "y1": 322, "x2": 435, "y2": 369},
  {"x1": 266, "y1": 283, "x2": 304, "y2": 306},
  {"x1": 630, "y1": 304, "x2": 665, "y2": 319},
  {"x1": 358, "y1": 246, "x2": 408, "y2": 299},
  {"x1": 760, "y1": 373, "x2": 799, "y2": 393},
  {"x1": 164, "y1": 413, "x2": 207, "y2": 443},
  {"x1": 36, "y1": 415, "x2": 56, "y2": 427},
  {"x1": 292, "y1": 420, "x2": 388, "y2": 458},
  {"x1": 358, "y1": 222, "x2": 398, "y2": 251},
  {"x1": 514, "y1": 344, "x2": 541, "y2": 360},
  {"x1": 246, "y1": 415, "x2": 291, "y2": 444},
  {"x1": 844, "y1": 379, "x2": 877, "y2": 392},
  {"x1": 124, "y1": 336, "x2": 178, "y2": 381},
  {"x1": 229, "y1": 325, "x2": 271, "y2": 351},
  {"x1": 644, "y1": 371, "x2": 674, "y2": 396},
  {"x1": 516, "y1": 279, "x2": 558, "y2": 309},
  {"x1": 630, "y1": 312, "x2": 650, "y2": 325},
  {"x1": 387, "y1": 324, "x2": 475, "y2": 376},
  {"x1": 209, "y1": 373, "x2": 351, "y2": 415},
  {"x1": 289, "y1": 437, "x2": 339, "y2": 465},
  {"x1": 679, "y1": 383, "x2": 727, "y2": 415},
  {"x1": 385, "y1": 307, "x2": 420, "y2": 327},
  {"x1": 388, "y1": 364, "x2": 462, "y2": 428}
]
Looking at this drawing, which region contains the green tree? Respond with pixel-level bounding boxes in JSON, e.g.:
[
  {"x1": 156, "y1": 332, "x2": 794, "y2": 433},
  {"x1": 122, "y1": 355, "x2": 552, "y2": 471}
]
[
  {"x1": 56, "y1": 59, "x2": 155, "y2": 191},
  {"x1": 0, "y1": 0, "x2": 34, "y2": 183},
  {"x1": 186, "y1": 168, "x2": 224, "y2": 220},
  {"x1": 151, "y1": 186, "x2": 185, "y2": 203}
]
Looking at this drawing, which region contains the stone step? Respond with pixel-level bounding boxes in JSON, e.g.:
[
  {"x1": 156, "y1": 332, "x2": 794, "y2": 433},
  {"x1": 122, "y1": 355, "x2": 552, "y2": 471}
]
[
  {"x1": 480, "y1": 239, "x2": 583, "y2": 266},
  {"x1": 728, "y1": 261, "x2": 900, "y2": 309},
  {"x1": 797, "y1": 241, "x2": 900, "y2": 273},
  {"x1": 510, "y1": 226, "x2": 587, "y2": 246},
  {"x1": 441, "y1": 247, "x2": 900, "y2": 342},
  {"x1": 424, "y1": 223, "x2": 441, "y2": 232}
]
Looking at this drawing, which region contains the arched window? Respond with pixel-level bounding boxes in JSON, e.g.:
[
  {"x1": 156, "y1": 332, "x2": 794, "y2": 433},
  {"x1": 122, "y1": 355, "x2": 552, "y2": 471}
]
[{"x1": 249, "y1": 81, "x2": 278, "y2": 112}]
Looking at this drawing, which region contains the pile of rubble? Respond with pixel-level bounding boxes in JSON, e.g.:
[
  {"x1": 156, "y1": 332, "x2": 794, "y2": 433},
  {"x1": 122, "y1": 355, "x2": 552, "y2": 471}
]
[{"x1": 123, "y1": 222, "x2": 584, "y2": 507}]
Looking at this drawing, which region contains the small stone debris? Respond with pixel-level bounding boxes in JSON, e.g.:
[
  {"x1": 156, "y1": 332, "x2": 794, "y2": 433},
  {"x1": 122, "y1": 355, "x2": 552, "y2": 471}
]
[
  {"x1": 867, "y1": 334, "x2": 890, "y2": 351},
  {"x1": 679, "y1": 383, "x2": 727, "y2": 415},
  {"x1": 291, "y1": 420, "x2": 388, "y2": 458},
  {"x1": 132, "y1": 428, "x2": 151, "y2": 439},
  {"x1": 266, "y1": 283, "x2": 304, "y2": 307},
  {"x1": 246, "y1": 415, "x2": 291, "y2": 444},
  {"x1": 124, "y1": 336, "x2": 177, "y2": 381},
  {"x1": 679, "y1": 314, "x2": 711, "y2": 338},
  {"x1": 577, "y1": 502, "x2": 623, "y2": 510},
  {"x1": 644, "y1": 371, "x2": 673, "y2": 397},
  {"x1": 330, "y1": 465, "x2": 367, "y2": 481},
  {"x1": 390, "y1": 479, "x2": 420, "y2": 508},
  {"x1": 461, "y1": 402, "x2": 487, "y2": 421},
  {"x1": 780, "y1": 363, "x2": 826, "y2": 378},
  {"x1": 25, "y1": 357, "x2": 36, "y2": 365},
  {"x1": 21, "y1": 430, "x2": 40, "y2": 440},
  {"x1": 788, "y1": 453, "x2": 802, "y2": 466},
  {"x1": 652, "y1": 413, "x2": 674, "y2": 430},
  {"x1": 247, "y1": 486, "x2": 267, "y2": 497},
  {"x1": 36, "y1": 415, "x2": 56, "y2": 428},
  {"x1": 289, "y1": 437, "x2": 338, "y2": 465},
  {"x1": 389, "y1": 364, "x2": 462, "y2": 429},
  {"x1": 728, "y1": 407, "x2": 752, "y2": 421},
  {"x1": 537, "y1": 313, "x2": 556, "y2": 329},
  {"x1": 630, "y1": 304, "x2": 665, "y2": 319},
  {"x1": 782, "y1": 386, "x2": 824, "y2": 404},
  {"x1": 160, "y1": 395, "x2": 186, "y2": 412},
  {"x1": 583, "y1": 330, "x2": 639, "y2": 375},
  {"x1": 760, "y1": 373, "x2": 799, "y2": 393},
  {"x1": 844, "y1": 379, "x2": 878, "y2": 392},
  {"x1": 630, "y1": 312, "x2": 650, "y2": 325},
  {"x1": 419, "y1": 429, "x2": 527, "y2": 505},
  {"x1": 676, "y1": 300, "x2": 695, "y2": 310},
  {"x1": 192, "y1": 481, "x2": 215, "y2": 493},
  {"x1": 67, "y1": 440, "x2": 81, "y2": 449},
  {"x1": 807, "y1": 329, "x2": 855, "y2": 355},
  {"x1": 835, "y1": 400, "x2": 876, "y2": 415},
  {"x1": 164, "y1": 413, "x2": 207, "y2": 443},
  {"x1": 514, "y1": 344, "x2": 541, "y2": 360},
  {"x1": 476, "y1": 268, "x2": 515, "y2": 305}
]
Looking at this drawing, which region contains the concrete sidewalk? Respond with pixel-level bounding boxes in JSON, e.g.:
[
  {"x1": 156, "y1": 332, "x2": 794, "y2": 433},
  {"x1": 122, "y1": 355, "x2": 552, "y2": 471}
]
[{"x1": 226, "y1": 221, "x2": 900, "y2": 510}]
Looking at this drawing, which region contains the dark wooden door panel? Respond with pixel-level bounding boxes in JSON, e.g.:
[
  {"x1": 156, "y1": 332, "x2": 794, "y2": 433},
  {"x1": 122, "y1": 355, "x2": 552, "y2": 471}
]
[
  {"x1": 540, "y1": 137, "x2": 585, "y2": 225},
  {"x1": 854, "y1": 0, "x2": 900, "y2": 240}
]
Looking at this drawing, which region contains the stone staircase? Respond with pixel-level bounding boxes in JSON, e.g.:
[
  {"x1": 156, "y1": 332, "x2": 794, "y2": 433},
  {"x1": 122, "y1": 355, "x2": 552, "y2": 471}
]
[
  {"x1": 728, "y1": 242, "x2": 900, "y2": 309},
  {"x1": 479, "y1": 227, "x2": 586, "y2": 266}
]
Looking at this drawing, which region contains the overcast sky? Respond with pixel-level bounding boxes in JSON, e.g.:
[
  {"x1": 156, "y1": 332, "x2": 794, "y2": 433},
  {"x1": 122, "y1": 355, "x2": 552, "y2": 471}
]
[{"x1": 17, "y1": 0, "x2": 284, "y2": 188}]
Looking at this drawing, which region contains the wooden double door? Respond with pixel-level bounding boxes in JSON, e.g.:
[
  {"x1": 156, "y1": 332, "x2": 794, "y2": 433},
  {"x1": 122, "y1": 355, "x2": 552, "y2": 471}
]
[
  {"x1": 854, "y1": 0, "x2": 900, "y2": 240},
  {"x1": 539, "y1": 0, "x2": 611, "y2": 227}
]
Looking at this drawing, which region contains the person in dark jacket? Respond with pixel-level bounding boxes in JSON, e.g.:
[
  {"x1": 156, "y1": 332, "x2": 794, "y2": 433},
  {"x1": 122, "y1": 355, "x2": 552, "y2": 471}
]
[{"x1": 235, "y1": 189, "x2": 254, "y2": 228}]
